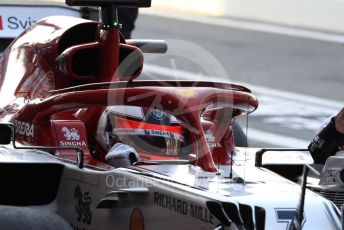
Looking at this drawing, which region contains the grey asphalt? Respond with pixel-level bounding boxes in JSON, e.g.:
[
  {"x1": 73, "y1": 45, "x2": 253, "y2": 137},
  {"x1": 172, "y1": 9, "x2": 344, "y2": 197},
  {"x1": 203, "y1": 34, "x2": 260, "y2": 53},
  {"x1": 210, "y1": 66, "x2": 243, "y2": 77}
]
[
  {"x1": 134, "y1": 14, "x2": 344, "y2": 101},
  {"x1": 134, "y1": 14, "x2": 344, "y2": 147}
]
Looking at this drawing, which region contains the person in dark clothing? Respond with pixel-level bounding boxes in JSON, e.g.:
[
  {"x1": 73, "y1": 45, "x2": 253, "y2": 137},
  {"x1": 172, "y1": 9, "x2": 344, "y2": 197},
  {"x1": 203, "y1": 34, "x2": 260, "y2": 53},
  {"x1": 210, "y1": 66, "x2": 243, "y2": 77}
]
[
  {"x1": 118, "y1": 8, "x2": 139, "y2": 39},
  {"x1": 308, "y1": 107, "x2": 344, "y2": 164}
]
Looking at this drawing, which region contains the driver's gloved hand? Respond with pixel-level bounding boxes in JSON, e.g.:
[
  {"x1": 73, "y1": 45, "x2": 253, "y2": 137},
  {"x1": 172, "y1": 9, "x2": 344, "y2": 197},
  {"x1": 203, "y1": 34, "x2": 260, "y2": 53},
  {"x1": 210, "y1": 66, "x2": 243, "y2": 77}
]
[{"x1": 105, "y1": 143, "x2": 140, "y2": 167}]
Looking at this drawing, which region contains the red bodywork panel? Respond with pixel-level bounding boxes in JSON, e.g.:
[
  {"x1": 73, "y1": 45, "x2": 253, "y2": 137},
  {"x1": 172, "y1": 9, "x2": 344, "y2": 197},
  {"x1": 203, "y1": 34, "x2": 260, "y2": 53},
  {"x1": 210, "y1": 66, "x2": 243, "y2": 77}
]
[{"x1": 0, "y1": 16, "x2": 258, "y2": 172}]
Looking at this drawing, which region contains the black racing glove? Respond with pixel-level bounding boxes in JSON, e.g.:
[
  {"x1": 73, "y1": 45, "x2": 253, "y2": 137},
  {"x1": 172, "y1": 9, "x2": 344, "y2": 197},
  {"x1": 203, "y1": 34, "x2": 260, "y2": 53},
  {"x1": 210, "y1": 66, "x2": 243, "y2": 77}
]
[{"x1": 308, "y1": 117, "x2": 344, "y2": 164}]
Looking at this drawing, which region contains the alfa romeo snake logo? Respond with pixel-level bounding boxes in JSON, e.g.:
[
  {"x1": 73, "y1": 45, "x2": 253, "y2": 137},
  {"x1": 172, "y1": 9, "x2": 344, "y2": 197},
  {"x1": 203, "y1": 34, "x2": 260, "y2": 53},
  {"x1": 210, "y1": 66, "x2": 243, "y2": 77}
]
[{"x1": 74, "y1": 185, "x2": 92, "y2": 225}]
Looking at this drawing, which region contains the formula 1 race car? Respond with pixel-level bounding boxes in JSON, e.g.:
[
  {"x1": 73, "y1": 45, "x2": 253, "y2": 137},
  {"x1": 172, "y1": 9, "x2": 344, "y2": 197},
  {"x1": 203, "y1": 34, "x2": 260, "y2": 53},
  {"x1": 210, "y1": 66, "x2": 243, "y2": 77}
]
[{"x1": 0, "y1": 0, "x2": 341, "y2": 229}]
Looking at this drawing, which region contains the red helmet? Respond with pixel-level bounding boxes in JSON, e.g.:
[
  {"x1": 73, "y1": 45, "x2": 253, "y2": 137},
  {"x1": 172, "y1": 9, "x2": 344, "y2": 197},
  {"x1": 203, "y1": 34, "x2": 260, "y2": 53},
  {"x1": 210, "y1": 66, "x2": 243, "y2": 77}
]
[{"x1": 96, "y1": 106, "x2": 184, "y2": 160}]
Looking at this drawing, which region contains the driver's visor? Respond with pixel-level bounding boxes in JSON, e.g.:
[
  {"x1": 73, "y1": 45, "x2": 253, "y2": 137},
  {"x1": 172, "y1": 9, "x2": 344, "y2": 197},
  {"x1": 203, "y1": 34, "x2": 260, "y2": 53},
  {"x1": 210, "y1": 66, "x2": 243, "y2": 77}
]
[
  {"x1": 112, "y1": 117, "x2": 184, "y2": 156},
  {"x1": 114, "y1": 117, "x2": 182, "y2": 134},
  {"x1": 113, "y1": 117, "x2": 183, "y2": 141}
]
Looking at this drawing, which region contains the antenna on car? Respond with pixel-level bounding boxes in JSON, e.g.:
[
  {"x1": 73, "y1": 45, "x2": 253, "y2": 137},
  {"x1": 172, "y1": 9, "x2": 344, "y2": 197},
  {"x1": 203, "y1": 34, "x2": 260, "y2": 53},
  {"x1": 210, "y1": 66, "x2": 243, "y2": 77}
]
[
  {"x1": 229, "y1": 150, "x2": 234, "y2": 179},
  {"x1": 292, "y1": 164, "x2": 320, "y2": 229},
  {"x1": 244, "y1": 105, "x2": 250, "y2": 184}
]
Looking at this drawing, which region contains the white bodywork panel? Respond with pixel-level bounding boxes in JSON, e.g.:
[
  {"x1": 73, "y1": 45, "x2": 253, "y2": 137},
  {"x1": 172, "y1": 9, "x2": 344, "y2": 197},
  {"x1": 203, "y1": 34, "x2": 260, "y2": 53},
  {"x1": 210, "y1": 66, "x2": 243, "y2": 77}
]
[{"x1": 0, "y1": 147, "x2": 341, "y2": 229}]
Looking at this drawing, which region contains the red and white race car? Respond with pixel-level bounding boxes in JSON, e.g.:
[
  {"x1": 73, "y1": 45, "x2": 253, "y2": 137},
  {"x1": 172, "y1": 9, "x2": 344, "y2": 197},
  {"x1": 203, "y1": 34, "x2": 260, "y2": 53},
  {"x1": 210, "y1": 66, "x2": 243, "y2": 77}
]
[{"x1": 0, "y1": 0, "x2": 341, "y2": 229}]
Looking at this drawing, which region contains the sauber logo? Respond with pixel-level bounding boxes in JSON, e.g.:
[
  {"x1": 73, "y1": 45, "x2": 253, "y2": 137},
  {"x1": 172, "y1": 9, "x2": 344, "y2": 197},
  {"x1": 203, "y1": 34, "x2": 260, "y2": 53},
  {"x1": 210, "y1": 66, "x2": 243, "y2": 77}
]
[{"x1": 62, "y1": 127, "x2": 80, "y2": 141}]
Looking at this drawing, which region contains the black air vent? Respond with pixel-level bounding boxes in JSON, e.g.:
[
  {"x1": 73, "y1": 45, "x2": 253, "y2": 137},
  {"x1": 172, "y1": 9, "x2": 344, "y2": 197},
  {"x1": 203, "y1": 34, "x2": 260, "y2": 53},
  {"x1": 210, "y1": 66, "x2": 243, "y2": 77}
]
[{"x1": 0, "y1": 163, "x2": 64, "y2": 206}]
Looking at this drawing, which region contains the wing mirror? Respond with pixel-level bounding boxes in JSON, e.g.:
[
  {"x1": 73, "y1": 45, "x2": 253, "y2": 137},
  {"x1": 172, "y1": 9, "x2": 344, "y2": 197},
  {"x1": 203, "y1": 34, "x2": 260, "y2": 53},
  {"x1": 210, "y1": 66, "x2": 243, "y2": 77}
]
[
  {"x1": 0, "y1": 123, "x2": 13, "y2": 145},
  {"x1": 0, "y1": 123, "x2": 86, "y2": 168}
]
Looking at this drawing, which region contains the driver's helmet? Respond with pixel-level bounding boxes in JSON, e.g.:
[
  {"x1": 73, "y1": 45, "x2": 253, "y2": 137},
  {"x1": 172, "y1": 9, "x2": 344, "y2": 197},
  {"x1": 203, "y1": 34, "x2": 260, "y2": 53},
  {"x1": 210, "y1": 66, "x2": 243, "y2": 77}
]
[{"x1": 96, "y1": 106, "x2": 184, "y2": 160}]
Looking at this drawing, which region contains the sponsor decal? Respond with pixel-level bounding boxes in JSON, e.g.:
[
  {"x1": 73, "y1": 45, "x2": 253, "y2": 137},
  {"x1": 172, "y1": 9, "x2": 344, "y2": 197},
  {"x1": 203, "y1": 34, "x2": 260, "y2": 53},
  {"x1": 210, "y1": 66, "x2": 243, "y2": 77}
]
[
  {"x1": 189, "y1": 203, "x2": 214, "y2": 224},
  {"x1": 113, "y1": 128, "x2": 137, "y2": 135},
  {"x1": 54, "y1": 122, "x2": 90, "y2": 155},
  {"x1": 0, "y1": 5, "x2": 81, "y2": 38},
  {"x1": 7, "y1": 16, "x2": 35, "y2": 30},
  {"x1": 154, "y1": 192, "x2": 214, "y2": 224},
  {"x1": 275, "y1": 208, "x2": 305, "y2": 230},
  {"x1": 308, "y1": 136, "x2": 325, "y2": 153},
  {"x1": 321, "y1": 169, "x2": 339, "y2": 185},
  {"x1": 205, "y1": 130, "x2": 221, "y2": 148},
  {"x1": 129, "y1": 207, "x2": 145, "y2": 230},
  {"x1": 113, "y1": 128, "x2": 184, "y2": 142},
  {"x1": 12, "y1": 119, "x2": 34, "y2": 138},
  {"x1": 151, "y1": 109, "x2": 166, "y2": 121},
  {"x1": 115, "y1": 116, "x2": 182, "y2": 134},
  {"x1": 205, "y1": 130, "x2": 215, "y2": 142},
  {"x1": 74, "y1": 185, "x2": 92, "y2": 225},
  {"x1": 60, "y1": 141, "x2": 87, "y2": 147},
  {"x1": 62, "y1": 127, "x2": 80, "y2": 140},
  {"x1": 60, "y1": 127, "x2": 87, "y2": 147}
]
